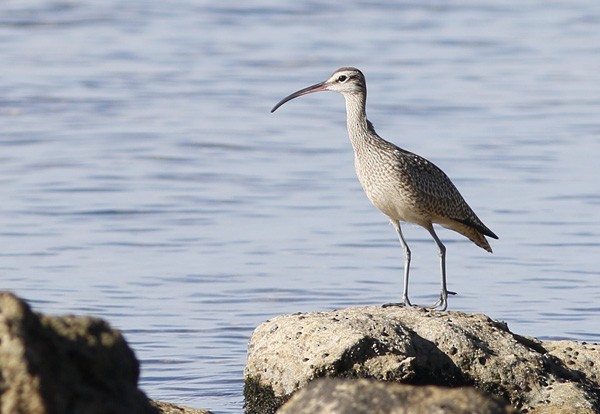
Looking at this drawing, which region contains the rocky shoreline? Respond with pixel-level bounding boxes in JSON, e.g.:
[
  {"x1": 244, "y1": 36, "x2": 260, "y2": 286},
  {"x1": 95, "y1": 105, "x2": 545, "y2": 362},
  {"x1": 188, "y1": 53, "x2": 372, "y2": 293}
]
[
  {"x1": 244, "y1": 306, "x2": 600, "y2": 413},
  {"x1": 1, "y1": 291, "x2": 598, "y2": 413}
]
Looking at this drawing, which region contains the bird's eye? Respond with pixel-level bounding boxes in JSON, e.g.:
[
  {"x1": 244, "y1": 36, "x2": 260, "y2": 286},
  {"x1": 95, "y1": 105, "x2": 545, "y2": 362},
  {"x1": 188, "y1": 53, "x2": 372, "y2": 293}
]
[{"x1": 337, "y1": 75, "x2": 347, "y2": 82}]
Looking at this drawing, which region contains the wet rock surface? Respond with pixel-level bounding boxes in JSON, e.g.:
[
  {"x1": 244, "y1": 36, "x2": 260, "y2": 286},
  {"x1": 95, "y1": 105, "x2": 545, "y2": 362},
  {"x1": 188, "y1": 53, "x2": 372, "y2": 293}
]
[{"x1": 244, "y1": 305, "x2": 600, "y2": 413}]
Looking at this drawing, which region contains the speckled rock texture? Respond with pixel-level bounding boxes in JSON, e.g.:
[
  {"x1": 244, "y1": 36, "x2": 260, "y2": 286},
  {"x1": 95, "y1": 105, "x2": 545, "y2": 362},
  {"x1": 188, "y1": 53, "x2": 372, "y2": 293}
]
[
  {"x1": 277, "y1": 377, "x2": 517, "y2": 414},
  {"x1": 0, "y1": 291, "x2": 213, "y2": 414},
  {"x1": 244, "y1": 306, "x2": 600, "y2": 414}
]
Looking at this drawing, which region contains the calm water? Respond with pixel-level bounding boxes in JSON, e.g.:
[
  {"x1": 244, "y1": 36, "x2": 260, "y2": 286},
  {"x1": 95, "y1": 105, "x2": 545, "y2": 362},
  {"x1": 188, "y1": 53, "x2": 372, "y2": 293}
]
[{"x1": 1, "y1": 1, "x2": 599, "y2": 412}]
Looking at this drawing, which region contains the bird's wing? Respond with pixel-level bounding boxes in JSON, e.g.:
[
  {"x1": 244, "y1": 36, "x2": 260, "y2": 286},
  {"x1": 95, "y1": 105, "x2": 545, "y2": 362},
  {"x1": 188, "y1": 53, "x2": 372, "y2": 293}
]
[{"x1": 393, "y1": 149, "x2": 496, "y2": 238}]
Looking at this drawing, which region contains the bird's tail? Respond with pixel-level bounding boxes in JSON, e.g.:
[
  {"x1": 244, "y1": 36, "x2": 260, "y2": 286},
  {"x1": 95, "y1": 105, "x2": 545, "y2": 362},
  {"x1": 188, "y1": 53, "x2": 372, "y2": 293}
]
[{"x1": 440, "y1": 220, "x2": 495, "y2": 253}]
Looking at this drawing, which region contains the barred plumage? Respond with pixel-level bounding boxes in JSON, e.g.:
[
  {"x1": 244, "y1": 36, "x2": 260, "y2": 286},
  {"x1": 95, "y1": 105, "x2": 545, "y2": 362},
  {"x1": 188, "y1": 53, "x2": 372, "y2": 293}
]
[{"x1": 271, "y1": 67, "x2": 497, "y2": 310}]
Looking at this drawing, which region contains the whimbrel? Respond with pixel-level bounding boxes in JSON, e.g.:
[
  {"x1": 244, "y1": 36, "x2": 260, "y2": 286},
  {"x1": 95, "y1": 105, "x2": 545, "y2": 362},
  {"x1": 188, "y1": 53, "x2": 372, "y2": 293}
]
[{"x1": 271, "y1": 67, "x2": 497, "y2": 311}]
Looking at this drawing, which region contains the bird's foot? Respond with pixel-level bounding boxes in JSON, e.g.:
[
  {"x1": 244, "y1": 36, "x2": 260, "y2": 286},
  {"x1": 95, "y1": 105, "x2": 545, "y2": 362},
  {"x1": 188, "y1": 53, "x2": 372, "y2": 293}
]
[
  {"x1": 382, "y1": 297, "x2": 413, "y2": 308},
  {"x1": 428, "y1": 291, "x2": 457, "y2": 311}
]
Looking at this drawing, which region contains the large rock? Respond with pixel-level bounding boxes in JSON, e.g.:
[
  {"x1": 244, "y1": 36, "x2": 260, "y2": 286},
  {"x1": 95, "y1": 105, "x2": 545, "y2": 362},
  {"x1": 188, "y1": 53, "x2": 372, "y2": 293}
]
[
  {"x1": 277, "y1": 377, "x2": 516, "y2": 414},
  {"x1": 244, "y1": 306, "x2": 600, "y2": 414},
  {"x1": 0, "y1": 291, "x2": 153, "y2": 413},
  {"x1": 0, "y1": 291, "x2": 212, "y2": 414}
]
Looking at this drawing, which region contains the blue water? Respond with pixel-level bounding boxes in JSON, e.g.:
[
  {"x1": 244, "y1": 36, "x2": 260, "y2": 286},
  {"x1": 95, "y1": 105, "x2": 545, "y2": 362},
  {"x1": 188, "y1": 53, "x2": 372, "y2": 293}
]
[{"x1": 1, "y1": 1, "x2": 599, "y2": 412}]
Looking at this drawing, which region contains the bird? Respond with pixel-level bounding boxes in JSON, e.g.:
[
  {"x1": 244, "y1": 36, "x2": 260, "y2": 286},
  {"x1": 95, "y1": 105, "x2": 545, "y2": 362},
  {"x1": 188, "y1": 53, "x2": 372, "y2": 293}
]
[{"x1": 271, "y1": 67, "x2": 498, "y2": 311}]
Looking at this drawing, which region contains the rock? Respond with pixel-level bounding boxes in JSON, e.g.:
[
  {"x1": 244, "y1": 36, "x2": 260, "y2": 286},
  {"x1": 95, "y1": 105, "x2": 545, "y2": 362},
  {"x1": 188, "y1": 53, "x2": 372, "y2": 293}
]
[
  {"x1": 0, "y1": 291, "x2": 156, "y2": 413},
  {"x1": 244, "y1": 306, "x2": 600, "y2": 414},
  {"x1": 277, "y1": 377, "x2": 516, "y2": 414},
  {"x1": 0, "y1": 291, "x2": 213, "y2": 414},
  {"x1": 150, "y1": 400, "x2": 213, "y2": 414},
  {"x1": 544, "y1": 341, "x2": 600, "y2": 384}
]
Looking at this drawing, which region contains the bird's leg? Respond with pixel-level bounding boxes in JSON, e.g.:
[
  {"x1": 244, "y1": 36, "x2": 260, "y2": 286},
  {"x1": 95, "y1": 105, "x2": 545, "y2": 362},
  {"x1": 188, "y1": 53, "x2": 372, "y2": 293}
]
[
  {"x1": 426, "y1": 225, "x2": 456, "y2": 311},
  {"x1": 383, "y1": 220, "x2": 413, "y2": 308}
]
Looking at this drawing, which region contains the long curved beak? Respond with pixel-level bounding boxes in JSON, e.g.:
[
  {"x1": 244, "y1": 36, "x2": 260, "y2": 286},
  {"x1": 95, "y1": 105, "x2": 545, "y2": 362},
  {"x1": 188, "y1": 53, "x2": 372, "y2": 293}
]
[{"x1": 271, "y1": 81, "x2": 327, "y2": 113}]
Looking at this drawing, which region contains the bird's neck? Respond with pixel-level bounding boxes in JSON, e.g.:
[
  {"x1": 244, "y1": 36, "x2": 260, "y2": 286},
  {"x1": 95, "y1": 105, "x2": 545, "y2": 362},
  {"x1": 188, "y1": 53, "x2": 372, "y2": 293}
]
[{"x1": 343, "y1": 92, "x2": 377, "y2": 150}]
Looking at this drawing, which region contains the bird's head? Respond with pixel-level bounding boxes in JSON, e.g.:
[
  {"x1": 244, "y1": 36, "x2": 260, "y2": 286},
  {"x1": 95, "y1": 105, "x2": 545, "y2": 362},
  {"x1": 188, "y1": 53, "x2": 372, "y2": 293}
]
[{"x1": 271, "y1": 67, "x2": 366, "y2": 113}]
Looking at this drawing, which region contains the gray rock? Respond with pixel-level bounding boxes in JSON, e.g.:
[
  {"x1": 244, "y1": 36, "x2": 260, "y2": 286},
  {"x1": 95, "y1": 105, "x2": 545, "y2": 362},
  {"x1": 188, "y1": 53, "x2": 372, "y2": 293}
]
[
  {"x1": 277, "y1": 377, "x2": 516, "y2": 414},
  {"x1": 244, "y1": 306, "x2": 600, "y2": 414},
  {"x1": 0, "y1": 291, "x2": 213, "y2": 414}
]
